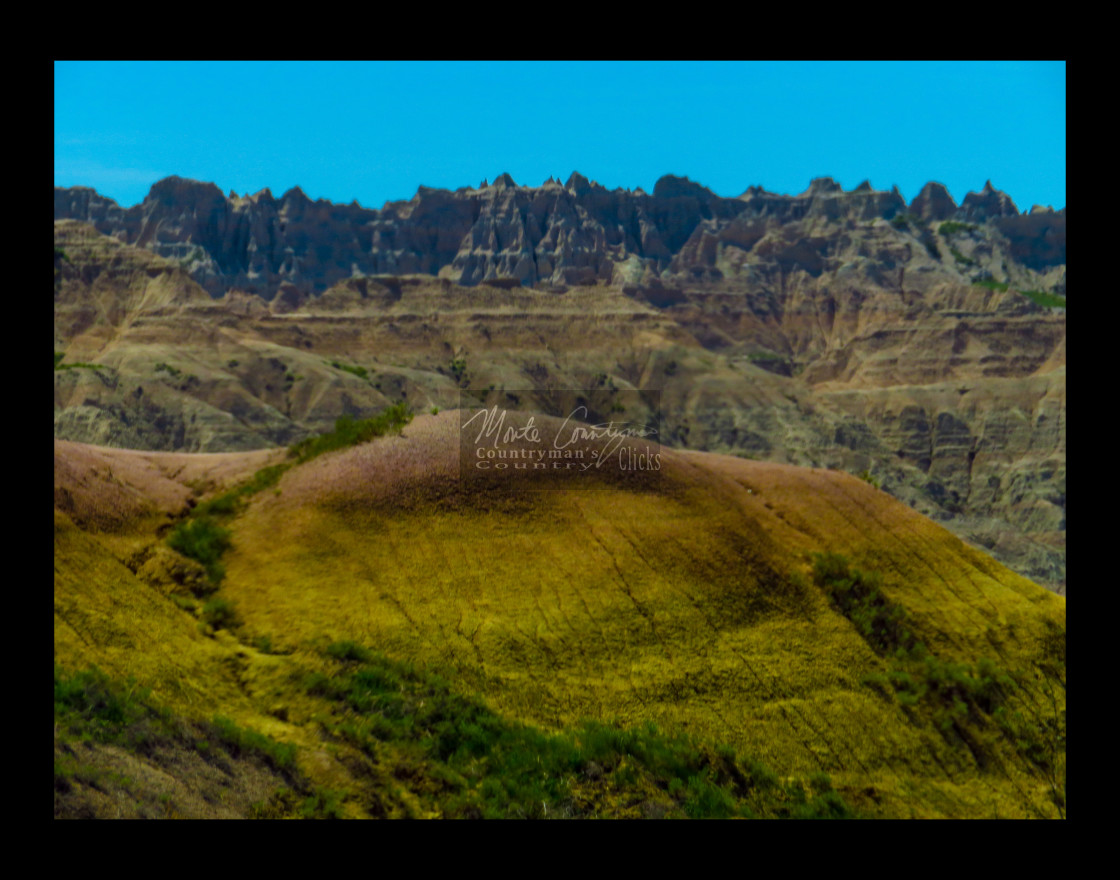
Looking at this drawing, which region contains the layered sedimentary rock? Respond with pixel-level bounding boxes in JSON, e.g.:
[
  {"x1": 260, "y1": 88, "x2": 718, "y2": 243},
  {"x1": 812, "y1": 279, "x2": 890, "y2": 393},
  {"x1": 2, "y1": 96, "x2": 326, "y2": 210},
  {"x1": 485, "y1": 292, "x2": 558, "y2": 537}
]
[
  {"x1": 55, "y1": 174, "x2": 1066, "y2": 298},
  {"x1": 53, "y1": 171, "x2": 1066, "y2": 592}
]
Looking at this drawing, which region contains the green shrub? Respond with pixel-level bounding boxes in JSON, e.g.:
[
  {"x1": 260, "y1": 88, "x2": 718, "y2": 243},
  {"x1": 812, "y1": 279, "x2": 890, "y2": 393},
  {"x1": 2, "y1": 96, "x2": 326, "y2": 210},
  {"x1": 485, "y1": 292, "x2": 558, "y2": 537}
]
[
  {"x1": 202, "y1": 598, "x2": 239, "y2": 630},
  {"x1": 192, "y1": 464, "x2": 290, "y2": 519},
  {"x1": 299, "y1": 788, "x2": 346, "y2": 819},
  {"x1": 288, "y1": 402, "x2": 412, "y2": 464},
  {"x1": 329, "y1": 360, "x2": 369, "y2": 380},
  {"x1": 938, "y1": 221, "x2": 976, "y2": 236},
  {"x1": 973, "y1": 278, "x2": 1009, "y2": 292},
  {"x1": 55, "y1": 666, "x2": 151, "y2": 736},
  {"x1": 167, "y1": 516, "x2": 231, "y2": 584},
  {"x1": 154, "y1": 362, "x2": 181, "y2": 377},
  {"x1": 811, "y1": 553, "x2": 913, "y2": 656},
  {"x1": 304, "y1": 643, "x2": 856, "y2": 819}
]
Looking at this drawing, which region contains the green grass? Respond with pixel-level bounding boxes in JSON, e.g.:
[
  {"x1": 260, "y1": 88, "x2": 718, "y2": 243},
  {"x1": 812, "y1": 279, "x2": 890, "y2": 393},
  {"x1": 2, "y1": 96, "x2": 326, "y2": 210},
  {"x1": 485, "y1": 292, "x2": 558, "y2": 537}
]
[
  {"x1": 168, "y1": 407, "x2": 411, "y2": 588},
  {"x1": 193, "y1": 464, "x2": 290, "y2": 518},
  {"x1": 811, "y1": 553, "x2": 1063, "y2": 811},
  {"x1": 166, "y1": 459, "x2": 295, "y2": 593},
  {"x1": 303, "y1": 642, "x2": 855, "y2": 819},
  {"x1": 55, "y1": 665, "x2": 168, "y2": 749},
  {"x1": 1019, "y1": 289, "x2": 1066, "y2": 309},
  {"x1": 54, "y1": 352, "x2": 104, "y2": 372},
  {"x1": 54, "y1": 664, "x2": 340, "y2": 817},
  {"x1": 970, "y1": 282, "x2": 1064, "y2": 308},
  {"x1": 949, "y1": 247, "x2": 976, "y2": 267},
  {"x1": 209, "y1": 715, "x2": 296, "y2": 770},
  {"x1": 938, "y1": 221, "x2": 976, "y2": 236},
  {"x1": 746, "y1": 351, "x2": 788, "y2": 364},
  {"x1": 289, "y1": 402, "x2": 412, "y2": 464},
  {"x1": 328, "y1": 360, "x2": 369, "y2": 380}
]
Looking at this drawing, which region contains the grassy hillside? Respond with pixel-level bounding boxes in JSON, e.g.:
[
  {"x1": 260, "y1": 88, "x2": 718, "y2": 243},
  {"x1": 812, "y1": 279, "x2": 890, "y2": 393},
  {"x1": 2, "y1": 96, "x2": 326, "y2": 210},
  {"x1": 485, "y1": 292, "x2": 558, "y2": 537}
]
[{"x1": 53, "y1": 412, "x2": 1065, "y2": 818}]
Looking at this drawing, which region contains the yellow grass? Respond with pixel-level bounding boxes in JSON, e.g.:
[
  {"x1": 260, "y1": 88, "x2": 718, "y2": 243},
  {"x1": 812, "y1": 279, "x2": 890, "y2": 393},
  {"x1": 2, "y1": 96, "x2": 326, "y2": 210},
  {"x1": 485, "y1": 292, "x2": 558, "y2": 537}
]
[{"x1": 54, "y1": 415, "x2": 1065, "y2": 817}]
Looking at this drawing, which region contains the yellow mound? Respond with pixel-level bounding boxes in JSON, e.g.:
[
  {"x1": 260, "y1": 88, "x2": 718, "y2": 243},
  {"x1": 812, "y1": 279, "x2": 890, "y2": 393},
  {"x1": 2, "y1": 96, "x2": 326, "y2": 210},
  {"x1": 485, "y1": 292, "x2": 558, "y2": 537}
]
[{"x1": 54, "y1": 414, "x2": 1065, "y2": 817}]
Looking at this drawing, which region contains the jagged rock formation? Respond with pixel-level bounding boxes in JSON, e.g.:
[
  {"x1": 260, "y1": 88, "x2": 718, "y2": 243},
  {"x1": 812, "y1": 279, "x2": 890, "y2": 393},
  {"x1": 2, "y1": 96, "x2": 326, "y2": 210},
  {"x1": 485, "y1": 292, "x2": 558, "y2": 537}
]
[
  {"x1": 53, "y1": 170, "x2": 1066, "y2": 593},
  {"x1": 55, "y1": 174, "x2": 1066, "y2": 298}
]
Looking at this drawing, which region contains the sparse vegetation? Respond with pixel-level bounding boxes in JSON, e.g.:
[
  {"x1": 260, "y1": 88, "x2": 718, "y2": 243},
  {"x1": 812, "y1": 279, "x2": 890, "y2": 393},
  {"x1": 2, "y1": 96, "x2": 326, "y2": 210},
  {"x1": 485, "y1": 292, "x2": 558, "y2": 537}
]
[
  {"x1": 209, "y1": 715, "x2": 294, "y2": 769},
  {"x1": 811, "y1": 553, "x2": 1063, "y2": 812},
  {"x1": 288, "y1": 402, "x2": 412, "y2": 464},
  {"x1": 746, "y1": 351, "x2": 788, "y2": 364},
  {"x1": 54, "y1": 664, "x2": 344, "y2": 819},
  {"x1": 303, "y1": 642, "x2": 854, "y2": 819},
  {"x1": 856, "y1": 469, "x2": 881, "y2": 489},
  {"x1": 449, "y1": 358, "x2": 467, "y2": 385},
  {"x1": 167, "y1": 516, "x2": 231, "y2": 585},
  {"x1": 811, "y1": 553, "x2": 913, "y2": 656},
  {"x1": 190, "y1": 464, "x2": 291, "y2": 521},
  {"x1": 201, "y1": 598, "x2": 239, "y2": 630},
  {"x1": 54, "y1": 352, "x2": 104, "y2": 372},
  {"x1": 938, "y1": 221, "x2": 976, "y2": 236},
  {"x1": 949, "y1": 247, "x2": 976, "y2": 266},
  {"x1": 971, "y1": 280, "x2": 1064, "y2": 309},
  {"x1": 154, "y1": 362, "x2": 182, "y2": 378},
  {"x1": 55, "y1": 665, "x2": 167, "y2": 749},
  {"x1": 328, "y1": 360, "x2": 369, "y2": 380},
  {"x1": 1019, "y1": 289, "x2": 1066, "y2": 309}
]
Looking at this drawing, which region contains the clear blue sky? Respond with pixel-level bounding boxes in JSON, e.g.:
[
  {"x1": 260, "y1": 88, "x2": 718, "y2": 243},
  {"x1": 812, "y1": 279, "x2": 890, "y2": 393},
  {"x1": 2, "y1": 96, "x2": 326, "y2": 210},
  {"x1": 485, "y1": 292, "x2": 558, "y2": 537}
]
[{"x1": 55, "y1": 61, "x2": 1066, "y2": 211}]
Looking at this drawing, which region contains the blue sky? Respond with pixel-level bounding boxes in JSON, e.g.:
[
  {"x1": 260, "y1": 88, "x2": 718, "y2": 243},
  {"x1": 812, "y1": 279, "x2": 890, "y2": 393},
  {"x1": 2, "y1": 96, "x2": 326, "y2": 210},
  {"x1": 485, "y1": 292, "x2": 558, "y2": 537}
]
[{"x1": 55, "y1": 61, "x2": 1066, "y2": 211}]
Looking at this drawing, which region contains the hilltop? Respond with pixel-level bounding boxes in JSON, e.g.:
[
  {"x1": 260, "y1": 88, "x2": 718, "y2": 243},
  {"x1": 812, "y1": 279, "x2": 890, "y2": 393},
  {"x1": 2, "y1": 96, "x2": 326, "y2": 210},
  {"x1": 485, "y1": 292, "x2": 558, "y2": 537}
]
[
  {"x1": 53, "y1": 415, "x2": 1065, "y2": 818},
  {"x1": 54, "y1": 200, "x2": 1066, "y2": 591}
]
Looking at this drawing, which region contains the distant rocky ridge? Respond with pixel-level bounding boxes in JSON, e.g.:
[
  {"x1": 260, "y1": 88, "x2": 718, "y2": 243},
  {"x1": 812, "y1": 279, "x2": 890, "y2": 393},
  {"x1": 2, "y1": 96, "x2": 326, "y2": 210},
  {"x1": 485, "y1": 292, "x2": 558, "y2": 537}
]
[
  {"x1": 53, "y1": 171, "x2": 1066, "y2": 592},
  {"x1": 55, "y1": 173, "x2": 1066, "y2": 298}
]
